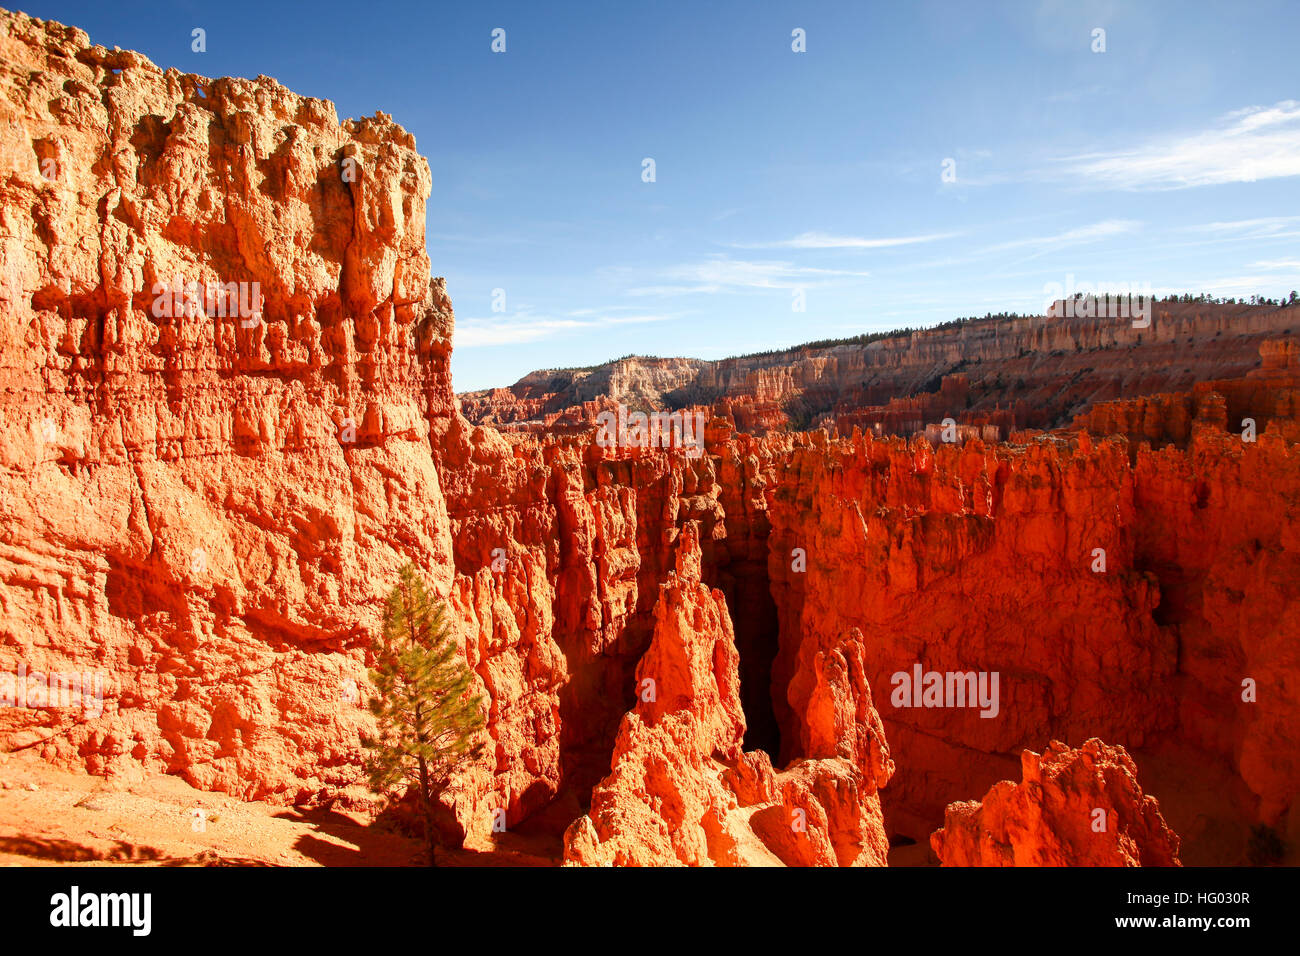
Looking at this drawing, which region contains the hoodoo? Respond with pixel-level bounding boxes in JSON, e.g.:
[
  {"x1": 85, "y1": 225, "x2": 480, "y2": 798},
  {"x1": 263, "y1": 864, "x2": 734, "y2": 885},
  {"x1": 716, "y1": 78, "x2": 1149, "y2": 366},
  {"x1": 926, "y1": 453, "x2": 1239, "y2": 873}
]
[{"x1": 2, "y1": 7, "x2": 1298, "y2": 870}]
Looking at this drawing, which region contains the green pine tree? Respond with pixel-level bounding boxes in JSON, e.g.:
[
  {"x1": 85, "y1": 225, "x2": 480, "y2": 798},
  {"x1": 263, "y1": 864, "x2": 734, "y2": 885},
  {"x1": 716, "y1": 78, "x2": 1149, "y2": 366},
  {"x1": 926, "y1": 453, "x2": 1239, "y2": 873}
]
[{"x1": 361, "y1": 563, "x2": 485, "y2": 866}]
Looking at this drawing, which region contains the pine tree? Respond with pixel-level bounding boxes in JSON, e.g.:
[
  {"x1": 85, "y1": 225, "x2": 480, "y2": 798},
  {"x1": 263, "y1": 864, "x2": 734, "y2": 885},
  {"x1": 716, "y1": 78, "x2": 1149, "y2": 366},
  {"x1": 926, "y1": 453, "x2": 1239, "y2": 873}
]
[{"x1": 361, "y1": 563, "x2": 485, "y2": 866}]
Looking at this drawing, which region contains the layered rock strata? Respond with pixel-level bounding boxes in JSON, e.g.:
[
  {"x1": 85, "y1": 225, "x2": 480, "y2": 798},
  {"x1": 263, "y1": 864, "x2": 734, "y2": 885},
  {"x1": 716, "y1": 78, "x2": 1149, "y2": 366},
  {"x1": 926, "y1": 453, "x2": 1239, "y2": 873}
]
[
  {"x1": 2, "y1": 9, "x2": 1297, "y2": 867},
  {"x1": 460, "y1": 305, "x2": 1300, "y2": 437}
]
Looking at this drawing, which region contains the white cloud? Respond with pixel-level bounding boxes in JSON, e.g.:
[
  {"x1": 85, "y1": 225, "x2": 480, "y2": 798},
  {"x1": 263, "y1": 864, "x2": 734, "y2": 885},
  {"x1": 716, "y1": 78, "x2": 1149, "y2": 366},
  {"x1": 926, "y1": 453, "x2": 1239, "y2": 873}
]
[
  {"x1": 731, "y1": 231, "x2": 958, "y2": 250},
  {"x1": 978, "y1": 218, "x2": 1142, "y2": 255},
  {"x1": 456, "y1": 310, "x2": 676, "y2": 347},
  {"x1": 1054, "y1": 100, "x2": 1300, "y2": 190},
  {"x1": 972, "y1": 217, "x2": 1144, "y2": 261},
  {"x1": 627, "y1": 256, "x2": 871, "y2": 296},
  {"x1": 567, "y1": 305, "x2": 645, "y2": 317},
  {"x1": 1186, "y1": 216, "x2": 1300, "y2": 235},
  {"x1": 427, "y1": 233, "x2": 536, "y2": 245}
]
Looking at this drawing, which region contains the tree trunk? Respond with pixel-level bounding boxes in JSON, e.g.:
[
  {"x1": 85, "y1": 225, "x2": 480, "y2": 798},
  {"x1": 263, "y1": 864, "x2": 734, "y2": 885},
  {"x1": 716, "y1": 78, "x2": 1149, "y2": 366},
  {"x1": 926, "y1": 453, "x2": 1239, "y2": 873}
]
[{"x1": 418, "y1": 756, "x2": 437, "y2": 867}]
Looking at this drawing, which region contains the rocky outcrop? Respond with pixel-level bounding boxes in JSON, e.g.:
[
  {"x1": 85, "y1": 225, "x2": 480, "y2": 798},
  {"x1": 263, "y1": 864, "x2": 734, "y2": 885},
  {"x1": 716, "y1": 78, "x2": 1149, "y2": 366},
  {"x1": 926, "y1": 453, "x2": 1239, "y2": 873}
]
[
  {"x1": 458, "y1": 357, "x2": 709, "y2": 426},
  {"x1": 762, "y1": 374, "x2": 1300, "y2": 857},
  {"x1": 562, "y1": 522, "x2": 893, "y2": 866},
  {"x1": 2, "y1": 7, "x2": 1298, "y2": 868},
  {"x1": 459, "y1": 305, "x2": 1300, "y2": 437},
  {"x1": 1072, "y1": 339, "x2": 1300, "y2": 449},
  {"x1": 764, "y1": 427, "x2": 1175, "y2": 836},
  {"x1": 931, "y1": 739, "x2": 1181, "y2": 866},
  {"x1": 0, "y1": 6, "x2": 467, "y2": 808}
]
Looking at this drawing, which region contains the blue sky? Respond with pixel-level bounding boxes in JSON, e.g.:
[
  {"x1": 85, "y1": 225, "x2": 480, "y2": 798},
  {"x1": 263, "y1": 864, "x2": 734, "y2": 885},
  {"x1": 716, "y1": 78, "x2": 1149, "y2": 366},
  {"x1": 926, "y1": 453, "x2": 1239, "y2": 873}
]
[{"x1": 27, "y1": 0, "x2": 1300, "y2": 391}]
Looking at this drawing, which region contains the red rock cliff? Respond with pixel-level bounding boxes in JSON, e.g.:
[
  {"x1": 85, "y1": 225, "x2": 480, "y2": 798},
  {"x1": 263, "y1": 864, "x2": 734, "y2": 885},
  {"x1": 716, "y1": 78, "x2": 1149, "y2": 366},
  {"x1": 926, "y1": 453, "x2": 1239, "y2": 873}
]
[
  {"x1": 459, "y1": 305, "x2": 1300, "y2": 437},
  {"x1": 2, "y1": 9, "x2": 1297, "y2": 868},
  {"x1": 562, "y1": 522, "x2": 893, "y2": 866},
  {"x1": 0, "y1": 8, "x2": 468, "y2": 812}
]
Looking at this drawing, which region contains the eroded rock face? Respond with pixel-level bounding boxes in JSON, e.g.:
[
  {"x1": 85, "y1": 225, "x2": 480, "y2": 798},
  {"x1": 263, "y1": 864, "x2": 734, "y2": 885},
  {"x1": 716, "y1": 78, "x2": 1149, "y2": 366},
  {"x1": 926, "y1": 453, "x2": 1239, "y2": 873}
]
[
  {"x1": 0, "y1": 8, "x2": 474, "y2": 812},
  {"x1": 931, "y1": 739, "x2": 1181, "y2": 866},
  {"x1": 0, "y1": 12, "x2": 776, "y2": 848},
  {"x1": 764, "y1": 429, "x2": 1175, "y2": 835},
  {"x1": 759, "y1": 362, "x2": 1300, "y2": 853},
  {"x1": 562, "y1": 522, "x2": 893, "y2": 866},
  {"x1": 2, "y1": 8, "x2": 1297, "y2": 866},
  {"x1": 459, "y1": 305, "x2": 1300, "y2": 437}
]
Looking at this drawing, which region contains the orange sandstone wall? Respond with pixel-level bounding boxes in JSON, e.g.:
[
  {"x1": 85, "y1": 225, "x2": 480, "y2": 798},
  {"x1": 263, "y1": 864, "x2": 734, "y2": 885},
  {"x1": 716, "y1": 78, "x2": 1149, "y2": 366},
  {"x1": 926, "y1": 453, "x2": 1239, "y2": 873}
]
[
  {"x1": 2, "y1": 9, "x2": 1297, "y2": 867},
  {"x1": 563, "y1": 522, "x2": 893, "y2": 866},
  {"x1": 764, "y1": 429, "x2": 1176, "y2": 836},
  {"x1": 762, "y1": 380, "x2": 1300, "y2": 850}
]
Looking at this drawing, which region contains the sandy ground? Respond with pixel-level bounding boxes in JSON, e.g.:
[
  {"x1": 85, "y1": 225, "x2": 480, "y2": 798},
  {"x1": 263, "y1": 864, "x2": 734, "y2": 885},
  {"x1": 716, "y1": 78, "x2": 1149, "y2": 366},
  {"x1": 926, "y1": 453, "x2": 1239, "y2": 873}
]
[
  {"x1": 6, "y1": 743, "x2": 1264, "y2": 867},
  {"x1": 0, "y1": 747, "x2": 932, "y2": 867},
  {"x1": 0, "y1": 749, "x2": 560, "y2": 867}
]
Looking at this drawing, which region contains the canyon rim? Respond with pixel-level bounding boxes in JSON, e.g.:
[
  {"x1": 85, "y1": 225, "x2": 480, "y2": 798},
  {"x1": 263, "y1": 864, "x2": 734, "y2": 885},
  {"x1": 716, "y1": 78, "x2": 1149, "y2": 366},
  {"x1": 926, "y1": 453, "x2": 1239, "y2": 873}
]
[{"x1": 0, "y1": 3, "x2": 1297, "y2": 910}]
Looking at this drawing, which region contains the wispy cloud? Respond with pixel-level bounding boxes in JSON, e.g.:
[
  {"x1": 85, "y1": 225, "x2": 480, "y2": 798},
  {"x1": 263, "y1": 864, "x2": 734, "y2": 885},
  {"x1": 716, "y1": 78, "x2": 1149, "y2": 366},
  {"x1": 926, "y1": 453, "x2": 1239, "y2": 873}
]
[
  {"x1": 730, "y1": 230, "x2": 959, "y2": 250},
  {"x1": 567, "y1": 305, "x2": 646, "y2": 317},
  {"x1": 967, "y1": 219, "x2": 1144, "y2": 269},
  {"x1": 1053, "y1": 100, "x2": 1300, "y2": 190},
  {"x1": 1248, "y1": 258, "x2": 1300, "y2": 271},
  {"x1": 1186, "y1": 216, "x2": 1300, "y2": 236},
  {"x1": 983, "y1": 218, "x2": 1142, "y2": 253},
  {"x1": 626, "y1": 256, "x2": 872, "y2": 296},
  {"x1": 456, "y1": 310, "x2": 676, "y2": 347},
  {"x1": 427, "y1": 232, "x2": 537, "y2": 244}
]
